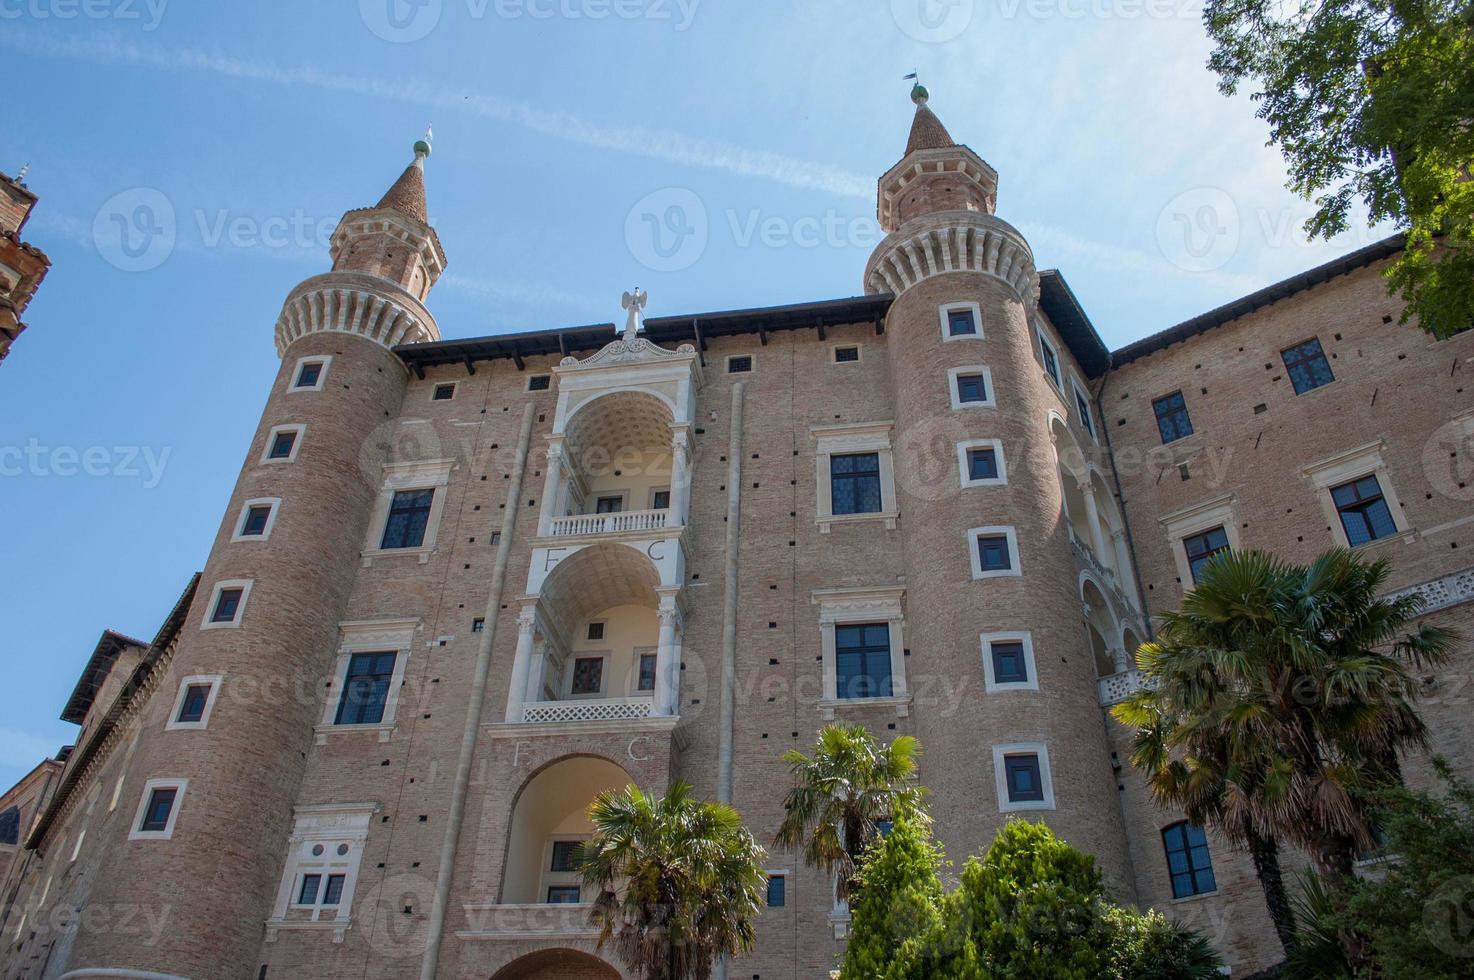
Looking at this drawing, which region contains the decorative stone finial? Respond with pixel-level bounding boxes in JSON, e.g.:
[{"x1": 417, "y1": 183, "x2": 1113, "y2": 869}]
[
  {"x1": 621, "y1": 288, "x2": 648, "y2": 342},
  {"x1": 413, "y1": 125, "x2": 432, "y2": 163}
]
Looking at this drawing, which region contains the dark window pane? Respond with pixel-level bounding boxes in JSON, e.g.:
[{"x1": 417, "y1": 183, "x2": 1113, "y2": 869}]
[
  {"x1": 1004, "y1": 755, "x2": 1044, "y2": 802},
  {"x1": 767, "y1": 875, "x2": 786, "y2": 907},
  {"x1": 1331, "y1": 475, "x2": 1396, "y2": 546},
  {"x1": 140, "y1": 787, "x2": 177, "y2": 832},
  {"x1": 335, "y1": 652, "x2": 397, "y2": 725},
  {"x1": 268, "y1": 431, "x2": 296, "y2": 459},
  {"x1": 294, "y1": 362, "x2": 322, "y2": 388},
  {"x1": 1074, "y1": 390, "x2": 1094, "y2": 435},
  {"x1": 571, "y1": 657, "x2": 604, "y2": 695},
  {"x1": 595, "y1": 496, "x2": 623, "y2": 514},
  {"x1": 547, "y1": 886, "x2": 582, "y2": 904},
  {"x1": 1162, "y1": 822, "x2": 1216, "y2": 898},
  {"x1": 976, "y1": 535, "x2": 1011, "y2": 572},
  {"x1": 834, "y1": 346, "x2": 859, "y2": 363},
  {"x1": 241, "y1": 505, "x2": 271, "y2": 536},
  {"x1": 1183, "y1": 526, "x2": 1231, "y2": 583},
  {"x1": 527, "y1": 375, "x2": 551, "y2": 391},
  {"x1": 637, "y1": 653, "x2": 657, "y2": 692},
  {"x1": 177, "y1": 684, "x2": 210, "y2": 723},
  {"x1": 830, "y1": 453, "x2": 882, "y2": 516},
  {"x1": 587, "y1": 622, "x2": 605, "y2": 641},
  {"x1": 322, "y1": 874, "x2": 345, "y2": 906},
  {"x1": 211, "y1": 588, "x2": 243, "y2": 623},
  {"x1": 433, "y1": 383, "x2": 455, "y2": 400},
  {"x1": 652, "y1": 490, "x2": 671, "y2": 510},
  {"x1": 1282, "y1": 338, "x2": 1335, "y2": 394},
  {"x1": 550, "y1": 840, "x2": 581, "y2": 872},
  {"x1": 835, "y1": 623, "x2": 893, "y2": 699},
  {"x1": 955, "y1": 373, "x2": 986, "y2": 403},
  {"x1": 381, "y1": 489, "x2": 434, "y2": 549},
  {"x1": 298, "y1": 874, "x2": 322, "y2": 905},
  {"x1": 728, "y1": 356, "x2": 752, "y2": 373},
  {"x1": 947, "y1": 308, "x2": 977, "y2": 336},
  {"x1": 967, "y1": 447, "x2": 998, "y2": 481},
  {"x1": 1152, "y1": 392, "x2": 1194, "y2": 443},
  {"x1": 1040, "y1": 338, "x2": 1060, "y2": 384},
  {"x1": 991, "y1": 642, "x2": 1028, "y2": 684}
]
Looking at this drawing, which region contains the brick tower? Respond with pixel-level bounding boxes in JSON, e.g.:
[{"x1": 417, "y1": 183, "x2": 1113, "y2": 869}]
[
  {"x1": 865, "y1": 86, "x2": 1141, "y2": 887},
  {"x1": 56, "y1": 139, "x2": 446, "y2": 978},
  {"x1": 0, "y1": 167, "x2": 51, "y2": 365}
]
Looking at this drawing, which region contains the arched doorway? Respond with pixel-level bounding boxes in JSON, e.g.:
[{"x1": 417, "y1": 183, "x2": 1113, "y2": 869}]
[{"x1": 490, "y1": 948, "x2": 623, "y2": 980}]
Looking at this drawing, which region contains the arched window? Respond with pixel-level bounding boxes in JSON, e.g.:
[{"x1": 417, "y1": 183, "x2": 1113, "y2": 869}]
[{"x1": 1161, "y1": 822, "x2": 1217, "y2": 898}]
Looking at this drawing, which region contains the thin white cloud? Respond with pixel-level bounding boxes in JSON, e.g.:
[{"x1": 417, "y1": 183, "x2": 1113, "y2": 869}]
[{"x1": 3, "y1": 31, "x2": 873, "y2": 200}]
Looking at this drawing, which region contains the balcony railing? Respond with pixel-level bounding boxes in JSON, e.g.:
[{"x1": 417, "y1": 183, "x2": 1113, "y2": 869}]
[
  {"x1": 522, "y1": 697, "x2": 655, "y2": 724},
  {"x1": 548, "y1": 508, "x2": 670, "y2": 537},
  {"x1": 1097, "y1": 669, "x2": 1158, "y2": 707}
]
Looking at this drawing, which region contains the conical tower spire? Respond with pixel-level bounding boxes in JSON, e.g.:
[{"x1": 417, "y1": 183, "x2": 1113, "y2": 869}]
[
  {"x1": 874, "y1": 82, "x2": 999, "y2": 233},
  {"x1": 904, "y1": 82, "x2": 956, "y2": 154},
  {"x1": 375, "y1": 130, "x2": 431, "y2": 224}
]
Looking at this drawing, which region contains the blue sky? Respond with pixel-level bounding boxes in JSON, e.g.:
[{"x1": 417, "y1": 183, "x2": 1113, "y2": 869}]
[{"x1": 0, "y1": 0, "x2": 1392, "y2": 790}]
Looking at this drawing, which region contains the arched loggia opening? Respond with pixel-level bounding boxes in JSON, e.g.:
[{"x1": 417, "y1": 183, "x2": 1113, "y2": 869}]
[
  {"x1": 1081, "y1": 576, "x2": 1124, "y2": 678},
  {"x1": 490, "y1": 947, "x2": 623, "y2": 979},
  {"x1": 501, "y1": 756, "x2": 633, "y2": 907}
]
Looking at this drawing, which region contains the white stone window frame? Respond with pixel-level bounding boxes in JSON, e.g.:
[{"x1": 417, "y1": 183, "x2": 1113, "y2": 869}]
[
  {"x1": 725, "y1": 353, "x2": 756, "y2": 375},
  {"x1": 1036, "y1": 323, "x2": 1062, "y2": 389},
  {"x1": 981, "y1": 631, "x2": 1038, "y2": 693},
  {"x1": 992, "y1": 742, "x2": 1055, "y2": 812},
  {"x1": 647, "y1": 486, "x2": 671, "y2": 510},
  {"x1": 230, "y1": 496, "x2": 282, "y2": 543},
  {"x1": 811, "y1": 586, "x2": 910, "y2": 719},
  {"x1": 540, "y1": 834, "x2": 592, "y2": 905},
  {"x1": 315, "y1": 618, "x2": 418, "y2": 743},
  {"x1": 956, "y1": 438, "x2": 1008, "y2": 488},
  {"x1": 830, "y1": 343, "x2": 862, "y2": 364},
  {"x1": 165, "y1": 674, "x2": 224, "y2": 731},
  {"x1": 201, "y1": 578, "x2": 253, "y2": 631},
  {"x1": 431, "y1": 380, "x2": 460, "y2": 402},
  {"x1": 1160, "y1": 493, "x2": 1243, "y2": 588},
  {"x1": 948, "y1": 365, "x2": 997, "y2": 410},
  {"x1": 1300, "y1": 440, "x2": 1412, "y2": 550},
  {"x1": 967, "y1": 526, "x2": 1022, "y2": 580},
  {"x1": 128, "y1": 777, "x2": 187, "y2": 840},
  {"x1": 939, "y1": 301, "x2": 984, "y2": 342},
  {"x1": 1069, "y1": 375, "x2": 1097, "y2": 443},
  {"x1": 289, "y1": 354, "x2": 332, "y2": 393},
  {"x1": 261, "y1": 423, "x2": 305, "y2": 464},
  {"x1": 591, "y1": 489, "x2": 632, "y2": 514},
  {"x1": 361, "y1": 458, "x2": 455, "y2": 564},
  {"x1": 267, "y1": 803, "x2": 377, "y2": 943},
  {"x1": 812, "y1": 421, "x2": 899, "y2": 532}
]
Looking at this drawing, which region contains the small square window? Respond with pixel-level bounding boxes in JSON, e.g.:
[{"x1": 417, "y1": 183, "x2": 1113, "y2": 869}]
[
  {"x1": 637, "y1": 652, "x2": 658, "y2": 692},
  {"x1": 268, "y1": 430, "x2": 297, "y2": 460},
  {"x1": 240, "y1": 505, "x2": 272, "y2": 537},
  {"x1": 1183, "y1": 526, "x2": 1231, "y2": 583},
  {"x1": 432, "y1": 383, "x2": 456, "y2": 401},
  {"x1": 294, "y1": 361, "x2": 323, "y2": 389},
  {"x1": 322, "y1": 873, "x2": 346, "y2": 906},
  {"x1": 727, "y1": 355, "x2": 753, "y2": 374},
  {"x1": 472, "y1": 618, "x2": 485, "y2": 633},
  {"x1": 547, "y1": 886, "x2": 582, "y2": 904},
  {"x1": 527, "y1": 375, "x2": 551, "y2": 392},
  {"x1": 571, "y1": 657, "x2": 604, "y2": 696},
  {"x1": 298, "y1": 874, "x2": 322, "y2": 905},
  {"x1": 947, "y1": 308, "x2": 978, "y2": 337},
  {"x1": 1332, "y1": 475, "x2": 1397, "y2": 546},
  {"x1": 381, "y1": 489, "x2": 434, "y2": 549},
  {"x1": 833, "y1": 346, "x2": 860, "y2": 363},
  {"x1": 766, "y1": 874, "x2": 786, "y2": 907},
  {"x1": 139, "y1": 787, "x2": 177, "y2": 833},
  {"x1": 1003, "y1": 754, "x2": 1044, "y2": 803},
  {"x1": 991, "y1": 642, "x2": 1028, "y2": 684},
  {"x1": 976, "y1": 536, "x2": 1011, "y2": 572},
  {"x1": 177, "y1": 684, "x2": 211, "y2": 724},
  {"x1": 211, "y1": 587, "x2": 244, "y2": 623},
  {"x1": 595, "y1": 496, "x2": 624, "y2": 514},
  {"x1": 1152, "y1": 392, "x2": 1194, "y2": 444},
  {"x1": 967, "y1": 447, "x2": 998, "y2": 481},
  {"x1": 955, "y1": 373, "x2": 987, "y2": 404},
  {"x1": 550, "y1": 840, "x2": 582, "y2": 873},
  {"x1": 1282, "y1": 338, "x2": 1335, "y2": 394},
  {"x1": 651, "y1": 490, "x2": 671, "y2": 510},
  {"x1": 587, "y1": 622, "x2": 606, "y2": 641}
]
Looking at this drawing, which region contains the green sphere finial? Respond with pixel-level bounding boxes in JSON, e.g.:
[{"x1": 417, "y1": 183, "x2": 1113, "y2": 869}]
[
  {"x1": 414, "y1": 139, "x2": 431, "y2": 158},
  {"x1": 911, "y1": 82, "x2": 929, "y2": 106}
]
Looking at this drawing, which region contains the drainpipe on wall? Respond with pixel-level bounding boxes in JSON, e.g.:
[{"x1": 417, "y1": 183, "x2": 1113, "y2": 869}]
[
  {"x1": 717, "y1": 382, "x2": 744, "y2": 805},
  {"x1": 419, "y1": 402, "x2": 537, "y2": 980},
  {"x1": 1092, "y1": 369, "x2": 1155, "y2": 639}
]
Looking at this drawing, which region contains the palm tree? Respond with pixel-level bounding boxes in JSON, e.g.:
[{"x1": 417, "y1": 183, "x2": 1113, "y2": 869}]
[
  {"x1": 578, "y1": 781, "x2": 767, "y2": 980},
  {"x1": 1113, "y1": 548, "x2": 1455, "y2": 965},
  {"x1": 773, "y1": 723, "x2": 925, "y2": 904}
]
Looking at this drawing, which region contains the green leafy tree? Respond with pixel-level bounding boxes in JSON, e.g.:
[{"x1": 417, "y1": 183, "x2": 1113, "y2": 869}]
[
  {"x1": 837, "y1": 814, "x2": 945, "y2": 980},
  {"x1": 1103, "y1": 905, "x2": 1226, "y2": 980},
  {"x1": 1203, "y1": 0, "x2": 1474, "y2": 339},
  {"x1": 578, "y1": 781, "x2": 767, "y2": 980},
  {"x1": 1114, "y1": 549, "x2": 1456, "y2": 966},
  {"x1": 774, "y1": 723, "x2": 924, "y2": 903}
]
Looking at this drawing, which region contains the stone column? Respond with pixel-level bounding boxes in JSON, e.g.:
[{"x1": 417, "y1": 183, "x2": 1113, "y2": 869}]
[
  {"x1": 654, "y1": 596, "x2": 681, "y2": 716},
  {"x1": 668, "y1": 428, "x2": 690, "y2": 526},
  {"x1": 536, "y1": 442, "x2": 564, "y2": 536},
  {"x1": 503, "y1": 605, "x2": 538, "y2": 723},
  {"x1": 1080, "y1": 480, "x2": 1109, "y2": 566}
]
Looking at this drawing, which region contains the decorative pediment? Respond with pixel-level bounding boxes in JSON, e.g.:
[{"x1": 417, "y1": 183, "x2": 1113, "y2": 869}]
[{"x1": 563, "y1": 335, "x2": 696, "y2": 368}]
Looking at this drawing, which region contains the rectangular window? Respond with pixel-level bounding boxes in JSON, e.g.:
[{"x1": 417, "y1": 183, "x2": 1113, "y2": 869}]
[
  {"x1": 834, "y1": 345, "x2": 859, "y2": 363},
  {"x1": 472, "y1": 618, "x2": 485, "y2": 633},
  {"x1": 139, "y1": 787, "x2": 177, "y2": 833},
  {"x1": 294, "y1": 361, "x2": 323, "y2": 389},
  {"x1": 298, "y1": 874, "x2": 322, "y2": 905},
  {"x1": 637, "y1": 653, "x2": 658, "y2": 693},
  {"x1": 210, "y1": 587, "x2": 244, "y2": 623},
  {"x1": 975, "y1": 535, "x2": 1012, "y2": 573},
  {"x1": 380, "y1": 489, "x2": 434, "y2": 549},
  {"x1": 947, "y1": 308, "x2": 978, "y2": 337},
  {"x1": 268, "y1": 430, "x2": 297, "y2": 460},
  {"x1": 990, "y1": 642, "x2": 1028, "y2": 684},
  {"x1": 727, "y1": 355, "x2": 753, "y2": 374},
  {"x1": 830, "y1": 452, "x2": 882, "y2": 516},
  {"x1": 240, "y1": 505, "x2": 272, "y2": 537},
  {"x1": 766, "y1": 874, "x2": 786, "y2": 907},
  {"x1": 1003, "y1": 754, "x2": 1044, "y2": 803},
  {"x1": 595, "y1": 496, "x2": 624, "y2": 514},
  {"x1": 1162, "y1": 822, "x2": 1217, "y2": 899},
  {"x1": 586, "y1": 622, "x2": 605, "y2": 641},
  {"x1": 1282, "y1": 338, "x2": 1335, "y2": 394},
  {"x1": 1073, "y1": 387, "x2": 1095, "y2": 437},
  {"x1": 550, "y1": 840, "x2": 581, "y2": 873},
  {"x1": 334, "y1": 652, "x2": 397, "y2": 726},
  {"x1": 547, "y1": 886, "x2": 582, "y2": 904},
  {"x1": 1152, "y1": 392, "x2": 1194, "y2": 443},
  {"x1": 834, "y1": 623, "x2": 893, "y2": 699},
  {"x1": 571, "y1": 657, "x2": 604, "y2": 696},
  {"x1": 1332, "y1": 475, "x2": 1398, "y2": 546},
  {"x1": 651, "y1": 490, "x2": 671, "y2": 510},
  {"x1": 955, "y1": 372, "x2": 988, "y2": 404},
  {"x1": 432, "y1": 383, "x2": 456, "y2": 401},
  {"x1": 321, "y1": 874, "x2": 346, "y2": 906},
  {"x1": 176, "y1": 684, "x2": 211, "y2": 724},
  {"x1": 1183, "y1": 526, "x2": 1231, "y2": 583},
  {"x1": 1039, "y1": 333, "x2": 1060, "y2": 386},
  {"x1": 967, "y1": 447, "x2": 999, "y2": 481},
  {"x1": 527, "y1": 375, "x2": 551, "y2": 392}
]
